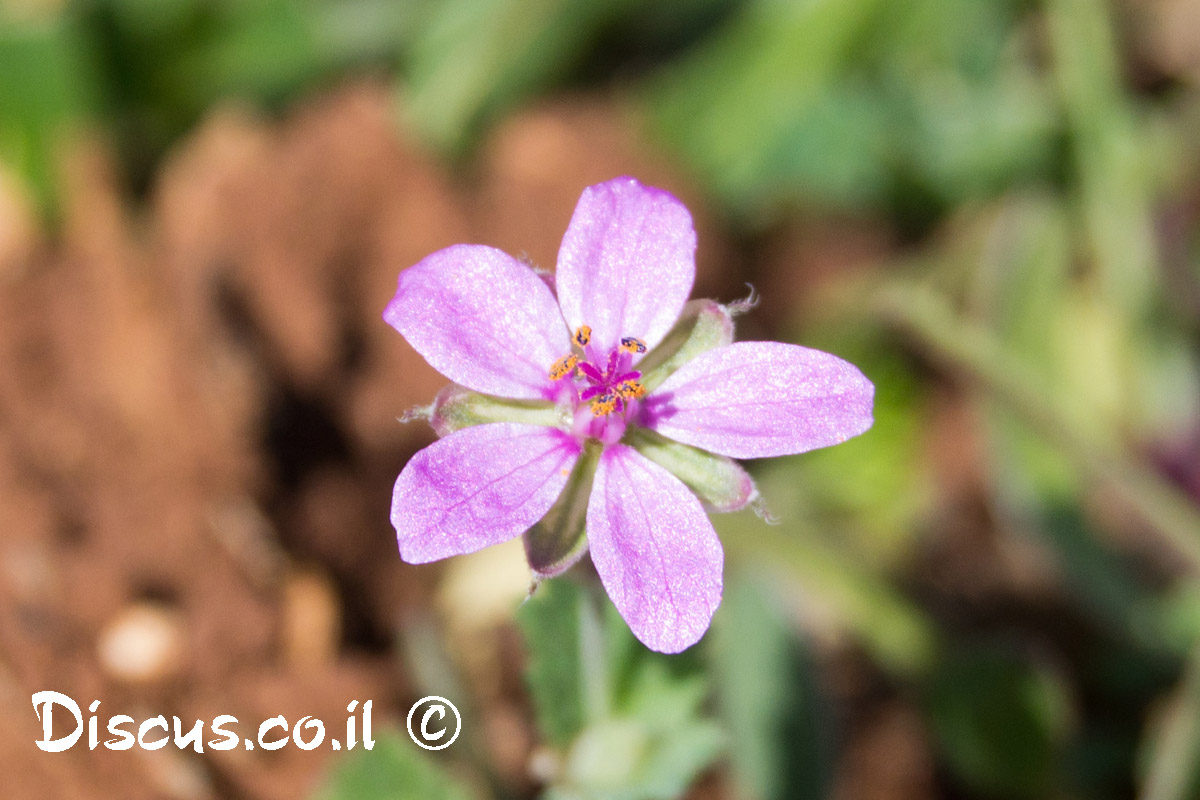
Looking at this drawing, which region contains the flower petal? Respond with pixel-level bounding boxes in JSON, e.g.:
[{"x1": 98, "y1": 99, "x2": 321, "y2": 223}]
[
  {"x1": 645, "y1": 341, "x2": 874, "y2": 459},
  {"x1": 555, "y1": 177, "x2": 696, "y2": 354},
  {"x1": 392, "y1": 423, "x2": 580, "y2": 563},
  {"x1": 384, "y1": 244, "x2": 570, "y2": 399},
  {"x1": 586, "y1": 444, "x2": 723, "y2": 653}
]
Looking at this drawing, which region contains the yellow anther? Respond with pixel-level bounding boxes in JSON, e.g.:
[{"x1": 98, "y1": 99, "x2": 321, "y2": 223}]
[
  {"x1": 574, "y1": 325, "x2": 592, "y2": 348},
  {"x1": 549, "y1": 354, "x2": 579, "y2": 381},
  {"x1": 590, "y1": 394, "x2": 617, "y2": 416},
  {"x1": 619, "y1": 337, "x2": 647, "y2": 354},
  {"x1": 616, "y1": 380, "x2": 646, "y2": 399}
]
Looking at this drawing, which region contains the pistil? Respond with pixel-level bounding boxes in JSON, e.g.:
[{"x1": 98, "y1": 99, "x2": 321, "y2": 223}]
[{"x1": 547, "y1": 327, "x2": 649, "y2": 426}]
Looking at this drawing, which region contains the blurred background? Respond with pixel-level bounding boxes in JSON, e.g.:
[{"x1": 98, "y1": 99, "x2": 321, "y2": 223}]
[{"x1": 4, "y1": 0, "x2": 1200, "y2": 798}]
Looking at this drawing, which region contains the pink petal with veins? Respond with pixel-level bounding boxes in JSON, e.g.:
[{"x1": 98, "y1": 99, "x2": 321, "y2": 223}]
[
  {"x1": 586, "y1": 444, "x2": 723, "y2": 653},
  {"x1": 384, "y1": 244, "x2": 570, "y2": 399},
  {"x1": 646, "y1": 341, "x2": 874, "y2": 459},
  {"x1": 556, "y1": 177, "x2": 695, "y2": 355},
  {"x1": 393, "y1": 423, "x2": 580, "y2": 563}
]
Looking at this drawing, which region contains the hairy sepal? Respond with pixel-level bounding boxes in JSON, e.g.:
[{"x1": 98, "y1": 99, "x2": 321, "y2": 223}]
[
  {"x1": 624, "y1": 427, "x2": 756, "y2": 513},
  {"x1": 524, "y1": 440, "x2": 603, "y2": 579},
  {"x1": 637, "y1": 299, "x2": 735, "y2": 393},
  {"x1": 430, "y1": 384, "x2": 563, "y2": 437}
]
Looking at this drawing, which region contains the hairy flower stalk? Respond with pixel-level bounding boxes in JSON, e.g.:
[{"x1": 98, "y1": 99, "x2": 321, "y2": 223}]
[{"x1": 384, "y1": 177, "x2": 874, "y2": 653}]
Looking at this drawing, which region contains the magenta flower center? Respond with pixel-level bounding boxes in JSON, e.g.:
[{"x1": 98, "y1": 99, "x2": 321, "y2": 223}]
[{"x1": 549, "y1": 326, "x2": 648, "y2": 444}]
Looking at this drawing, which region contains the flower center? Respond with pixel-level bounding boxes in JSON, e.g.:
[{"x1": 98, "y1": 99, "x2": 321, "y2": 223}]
[{"x1": 548, "y1": 326, "x2": 647, "y2": 418}]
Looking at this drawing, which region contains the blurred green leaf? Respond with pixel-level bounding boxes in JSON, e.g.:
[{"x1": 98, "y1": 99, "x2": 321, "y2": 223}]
[
  {"x1": 556, "y1": 674, "x2": 722, "y2": 800},
  {"x1": 525, "y1": 580, "x2": 723, "y2": 799},
  {"x1": 712, "y1": 572, "x2": 829, "y2": 800},
  {"x1": 646, "y1": 0, "x2": 887, "y2": 214},
  {"x1": 609, "y1": 639, "x2": 723, "y2": 797},
  {"x1": 644, "y1": 0, "x2": 1050, "y2": 219},
  {"x1": 926, "y1": 648, "x2": 1074, "y2": 798},
  {"x1": 171, "y1": 0, "x2": 323, "y2": 103},
  {"x1": 1037, "y1": 506, "x2": 1166, "y2": 651},
  {"x1": 0, "y1": 14, "x2": 96, "y2": 215},
  {"x1": 402, "y1": 0, "x2": 631, "y2": 152},
  {"x1": 313, "y1": 730, "x2": 476, "y2": 800},
  {"x1": 718, "y1": 508, "x2": 941, "y2": 679},
  {"x1": 1047, "y1": 0, "x2": 1160, "y2": 315},
  {"x1": 779, "y1": 325, "x2": 931, "y2": 567},
  {"x1": 878, "y1": 283, "x2": 1200, "y2": 572},
  {"x1": 17, "y1": 0, "x2": 416, "y2": 193},
  {"x1": 518, "y1": 579, "x2": 588, "y2": 747},
  {"x1": 1158, "y1": 582, "x2": 1200, "y2": 655}
]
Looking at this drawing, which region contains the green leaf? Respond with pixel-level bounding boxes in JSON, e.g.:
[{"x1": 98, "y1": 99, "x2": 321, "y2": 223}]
[
  {"x1": 595, "y1": 631, "x2": 723, "y2": 799},
  {"x1": 560, "y1": 661, "x2": 724, "y2": 800},
  {"x1": 626, "y1": 719, "x2": 723, "y2": 800},
  {"x1": 517, "y1": 579, "x2": 588, "y2": 747},
  {"x1": 524, "y1": 581, "x2": 724, "y2": 799},
  {"x1": 644, "y1": 0, "x2": 1051, "y2": 217},
  {"x1": 926, "y1": 648, "x2": 1074, "y2": 799},
  {"x1": 717, "y1": 507, "x2": 940, "y2": 679},
  {"x1": 1047, "y1": 0, "x2": 1159, "y2": 314},
  {"x1": 712, "y1": 572, "x2": 829, "y2": 800},
  {"x1": 0, "y1": 14, "x2": 96, "y2": 217},
  {"x1": 645, "y1": 0, "x2": 887, "y2": 214},
  {"x1": 177, "y1": 0, "x2": 323, "y2": 102},
  {"x1": 313, "y1": 730, "x2": 476, "y2": 800},
  {"x1": 402, "y1": 0, "x2": 633, "y2": 152}
]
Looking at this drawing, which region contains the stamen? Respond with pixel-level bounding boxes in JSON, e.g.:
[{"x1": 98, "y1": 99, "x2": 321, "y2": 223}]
[
  {"x1": 615, "y1": 380, "x2": 646, "y2": 400},
  {"x1": 551, "y1": 329, "x2": 650, "y2": 420},
  {"x1": 619, "y1": 337, "x2": 647, "y2": 354},
  {"x1": 590, "y1": 393, "x2": 617, "y2": 416},
  {"x1": 549, "y1": 354, "x2": 579, "y2": 381}
]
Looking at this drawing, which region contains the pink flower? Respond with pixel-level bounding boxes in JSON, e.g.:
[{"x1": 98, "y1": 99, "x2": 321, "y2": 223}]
[{"x1": 384, "y1": 177, "x2": 874, "y2": 653}]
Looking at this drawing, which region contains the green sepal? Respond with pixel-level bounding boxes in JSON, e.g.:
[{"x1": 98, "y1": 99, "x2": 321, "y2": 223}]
[
  {"x1": 429, "y1": 383, "x2": 563, "y2": 437},
  {"x1": 524, "y1": 440, "x2": 603, "y2": 579},
  {"x1": 638, "y1": 299, "x2": 734, "y2": 392},
  {"x1": 624, "y1": 427, "x2": 756, "y2": 513}
]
